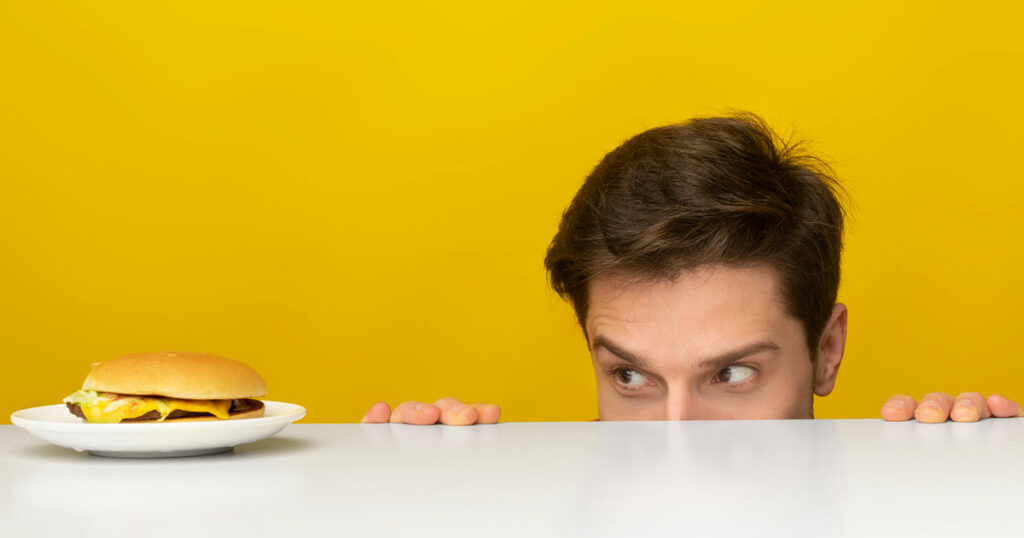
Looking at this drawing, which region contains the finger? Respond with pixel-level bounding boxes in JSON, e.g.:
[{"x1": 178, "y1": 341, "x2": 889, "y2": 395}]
[
  {"x1": 914, "y1": 392, "x2": 954, "y2": 423},
  {"x1": 470, "y1": 403, "x2": 501, "y2": 424},
  {"x1": 389, "y1": 401, "x2": 442, "y2": 425},
  {"x1": 986, "y1": 394, "x2": 1024, "y2": 418},
  {"x1": 880, "y1": 395, "x2": 917, "y2": 421},
  {"x1": 360, "y1": 402, "x2": 392, "y2": 423},
  {"x1": 433, "y1": 397, "x2": 479, "y2": 426},
  {"x1": 950, "y1": 392, "x2": 991, "y2": 422}
]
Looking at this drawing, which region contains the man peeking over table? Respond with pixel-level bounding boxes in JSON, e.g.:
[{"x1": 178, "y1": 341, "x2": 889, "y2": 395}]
[{"x1": 362, "y1": 113, "x2": 1022, "y2": 426}]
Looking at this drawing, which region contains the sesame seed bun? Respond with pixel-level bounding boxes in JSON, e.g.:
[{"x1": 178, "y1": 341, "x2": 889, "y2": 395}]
[{"x1": 82, "y1": 352, "x2": 267, "y2": 400}]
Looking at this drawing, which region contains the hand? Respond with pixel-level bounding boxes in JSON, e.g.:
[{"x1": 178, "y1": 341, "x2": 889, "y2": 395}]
[
  {"x1": 880, "y1": 392, "x2": 1024, "y2": 423},
  {"x1": 360, "y1": 397, "x2": 501, "y2": 426}
]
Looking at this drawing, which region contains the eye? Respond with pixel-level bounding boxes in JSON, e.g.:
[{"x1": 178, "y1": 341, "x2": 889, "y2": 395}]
[
  {"x1": 714, "y1": 364, "x2": 755, "y2": 384},
  {"x1": 612, "y1": 367, "x2": 649, "y2": 390}
]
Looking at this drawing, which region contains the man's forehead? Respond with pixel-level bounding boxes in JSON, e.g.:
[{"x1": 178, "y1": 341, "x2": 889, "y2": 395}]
[{"x1": 585, "y1": 264, "x2": 790, "y2": 343}]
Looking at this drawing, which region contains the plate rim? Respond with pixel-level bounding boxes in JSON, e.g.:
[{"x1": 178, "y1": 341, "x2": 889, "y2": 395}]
[{"x1": 10, "y1": 400, "x2": 306, "y2": 433}]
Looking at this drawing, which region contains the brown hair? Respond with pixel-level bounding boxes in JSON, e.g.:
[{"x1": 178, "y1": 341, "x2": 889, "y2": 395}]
[{"x1": 544, "y1": 113, "x2": 846, "y2": 359}]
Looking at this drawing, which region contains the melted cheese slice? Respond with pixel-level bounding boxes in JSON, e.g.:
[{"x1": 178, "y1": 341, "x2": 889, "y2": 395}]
[{"x1": 63, "y1": 390, "x2": 232, "y2": 423}]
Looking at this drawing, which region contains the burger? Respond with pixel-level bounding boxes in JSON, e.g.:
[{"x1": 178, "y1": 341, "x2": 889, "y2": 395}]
[{"x1": 63, "y1": 352, "x2": 267, "y2": 423}]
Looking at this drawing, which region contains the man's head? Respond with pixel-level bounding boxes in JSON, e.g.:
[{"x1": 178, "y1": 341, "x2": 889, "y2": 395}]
[{"x1": 544, "y1": 114, "x2": 848, "y2": 420}]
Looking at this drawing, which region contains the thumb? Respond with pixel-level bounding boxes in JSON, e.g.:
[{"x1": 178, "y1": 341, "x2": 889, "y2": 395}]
[{"x1": 360, "y1": 401, "x2": 391, "y2": 423}]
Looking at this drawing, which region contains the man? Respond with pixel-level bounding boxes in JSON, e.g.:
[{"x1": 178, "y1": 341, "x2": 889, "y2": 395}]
[{"x1": 361, "y1": 113, "x2": 1022, "y2": 425}]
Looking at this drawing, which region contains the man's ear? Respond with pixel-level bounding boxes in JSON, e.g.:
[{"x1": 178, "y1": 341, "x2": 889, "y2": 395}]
[{"x1": 813, "y1": 303, "x2": 848, "y2": 397}]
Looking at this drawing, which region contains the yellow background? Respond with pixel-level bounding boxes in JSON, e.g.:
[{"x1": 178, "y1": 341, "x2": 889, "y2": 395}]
[{"x1": 2, "y1": 2, "x2": 1023, "y2": 423}]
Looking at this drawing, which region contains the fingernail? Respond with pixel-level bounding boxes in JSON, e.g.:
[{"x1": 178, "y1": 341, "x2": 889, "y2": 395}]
[
  {"x1": 921, "y1": 400, "x2": 941, "y2": 410},
  {"x1": 884, "y1": 400, "x2": 905, "y2": 410},
  {"x1": 957, "y1": 400, "x2": 974, "y2": 410},
  {"x1": 413, "y1": 403, "x2": 423, "y2": 411}
]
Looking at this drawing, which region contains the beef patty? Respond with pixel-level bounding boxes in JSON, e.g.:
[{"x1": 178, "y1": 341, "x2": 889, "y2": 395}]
[{"x1": 66, "y1": 398, "x2": 263, "y2": 422}]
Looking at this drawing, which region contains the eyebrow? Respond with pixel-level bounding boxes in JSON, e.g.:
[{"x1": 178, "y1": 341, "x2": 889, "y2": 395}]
[{"x1": 591, "y1": 336, "x2": 780, "y2": 371}]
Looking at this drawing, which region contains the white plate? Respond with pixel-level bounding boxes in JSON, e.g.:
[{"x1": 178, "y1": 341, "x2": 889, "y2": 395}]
[{"x1": 10, "y1": 400, "x2": 306, "y2": 458}]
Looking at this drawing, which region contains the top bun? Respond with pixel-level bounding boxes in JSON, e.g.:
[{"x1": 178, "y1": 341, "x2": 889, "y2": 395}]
[{"x1": 82, "y1": 352, "x2": 267, "y2": 399}]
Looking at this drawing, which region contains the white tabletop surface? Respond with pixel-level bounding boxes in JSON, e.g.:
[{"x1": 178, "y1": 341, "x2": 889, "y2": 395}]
[{"x1": 3, "y1": 419, "x2": 1024, "y2": 537}]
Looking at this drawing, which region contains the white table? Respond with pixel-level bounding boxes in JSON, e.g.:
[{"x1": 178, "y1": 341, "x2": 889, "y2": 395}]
[{"x1": 3, "y1": 419, "x2": 1023, "y2": 537}]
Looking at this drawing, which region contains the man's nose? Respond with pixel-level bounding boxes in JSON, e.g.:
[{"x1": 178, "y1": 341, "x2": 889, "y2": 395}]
[{"x1": 664, "y1": 389, "x2": 703, "y2": 421}]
